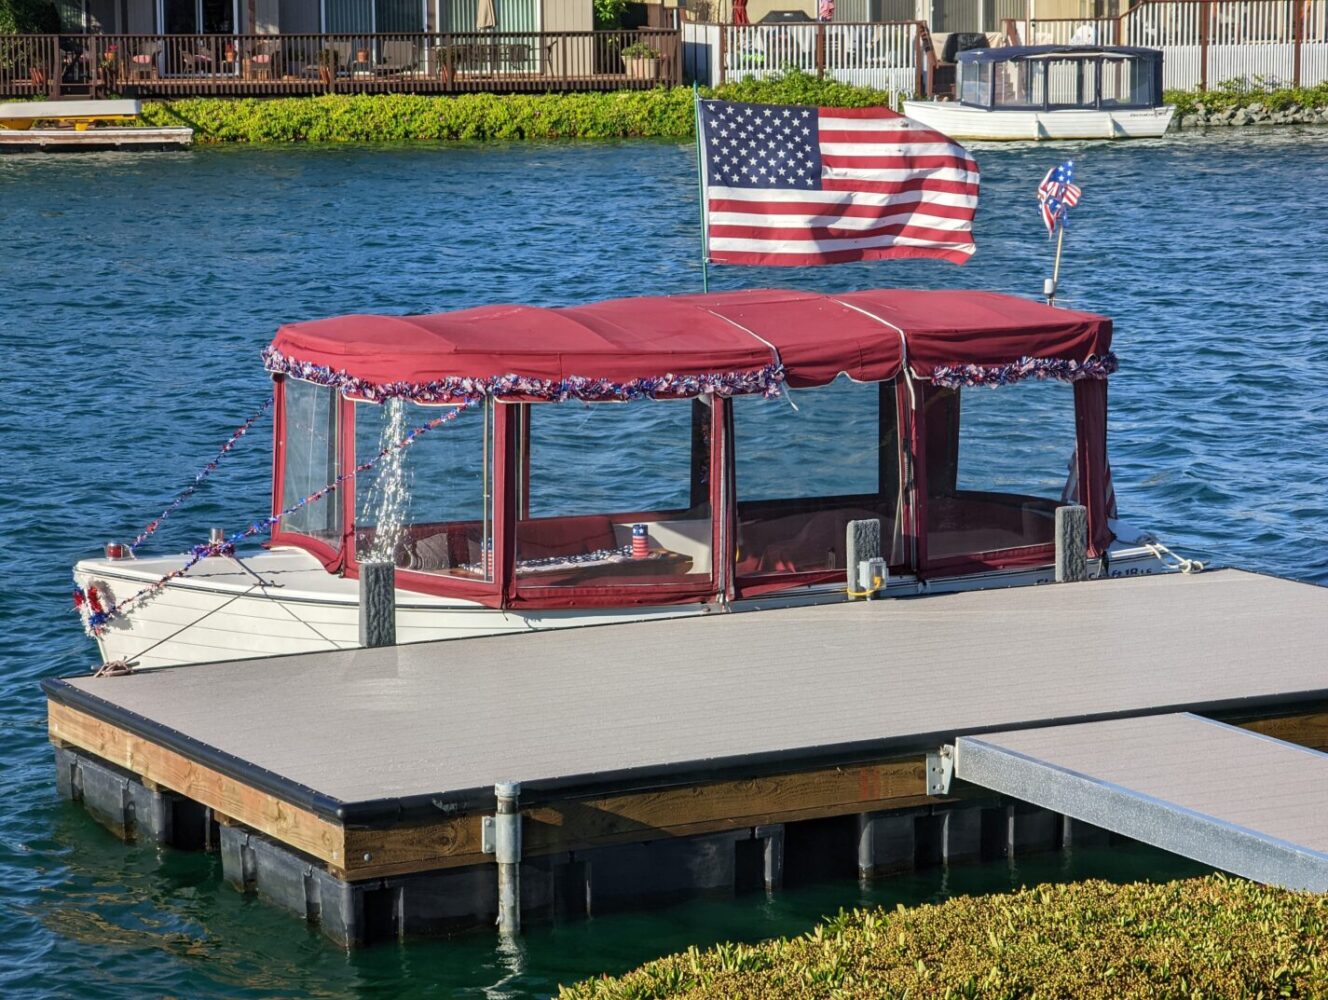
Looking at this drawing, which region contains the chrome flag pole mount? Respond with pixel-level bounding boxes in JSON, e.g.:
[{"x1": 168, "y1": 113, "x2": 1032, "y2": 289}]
[{"x1": 1037, "y1": 160, "x2": 1081, "y2": 306}]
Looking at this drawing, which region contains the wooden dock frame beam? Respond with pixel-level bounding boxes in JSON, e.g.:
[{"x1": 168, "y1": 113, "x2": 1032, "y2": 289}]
[{"x1": 46, "y1": 698, "x2": 1328, "y2": 944}]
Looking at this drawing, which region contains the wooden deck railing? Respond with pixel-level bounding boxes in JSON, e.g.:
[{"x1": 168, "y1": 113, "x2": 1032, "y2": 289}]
[
  {"x1": 1003, "y1": 0, "x2": 1328, "y2": 90},
  {"x1": 0, "y1": 30, "x2": 683, "y2": 99}
]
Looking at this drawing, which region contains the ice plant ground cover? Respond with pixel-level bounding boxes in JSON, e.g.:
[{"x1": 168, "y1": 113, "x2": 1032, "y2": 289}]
[{"x1": 559, "y1": 875, "x2": 1328, "y2": 999}]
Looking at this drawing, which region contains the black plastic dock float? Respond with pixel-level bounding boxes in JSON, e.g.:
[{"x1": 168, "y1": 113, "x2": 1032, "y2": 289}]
[{"x1": 43, "y1": 569, "x2": 1328, "y2": 944}]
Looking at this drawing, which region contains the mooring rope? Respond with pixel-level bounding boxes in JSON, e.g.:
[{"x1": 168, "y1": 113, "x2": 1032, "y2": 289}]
[{"x1": 1133, "y1": 532, "x2": 1206, "y2": 575}]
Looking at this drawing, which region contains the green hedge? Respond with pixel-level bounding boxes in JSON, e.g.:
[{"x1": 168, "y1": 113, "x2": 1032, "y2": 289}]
[
  {"x1": 1165, "y1": 80, "x2": 1328, "y2": 118},
  {"x1": 559, "y1": 876, "x2": 1328, "y2": 999},
  {"x1": 135, "y1": 71, "x2": 896, "y2": 144}
]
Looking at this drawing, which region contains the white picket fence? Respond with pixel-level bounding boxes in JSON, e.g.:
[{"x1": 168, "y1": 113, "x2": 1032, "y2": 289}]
[
  {"x1": 1012, "y1": 0, "x2": 1328, "y2": 90},
  {"x1": 685, "y1": 1, "x2": 1328, "y2": 93},
  {"x1": 716, "y1": 22, "x2": 924, "y2": 96}
]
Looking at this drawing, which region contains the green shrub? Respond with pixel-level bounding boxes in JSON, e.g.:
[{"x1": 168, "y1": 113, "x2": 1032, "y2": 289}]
[
  {"x1": 1166, "y1": 80, "x2": 1328, "y2": 118},
  {"x1": 0, "y1": 0, "x2": 60, "y2": 34},
  {"x1": 559, "y1": 876, "x2": 1328, "y2": 999},
  {"x1": 134, "y1": 70, "x2": 898, "y2": 144}
]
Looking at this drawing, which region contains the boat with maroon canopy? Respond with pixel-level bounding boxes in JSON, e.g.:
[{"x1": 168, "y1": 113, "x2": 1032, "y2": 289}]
[{"x1": 74, "y1": 286, "x2": 1164, "y2": 669}]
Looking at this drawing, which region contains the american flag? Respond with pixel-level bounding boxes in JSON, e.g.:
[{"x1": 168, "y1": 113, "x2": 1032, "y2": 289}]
[
  {"x1": 697, "y1": 100, "x2": 979, "y2": 266},
  {"x1": 1037, "y1": 160, "x2": 1082, "y2": 236}
]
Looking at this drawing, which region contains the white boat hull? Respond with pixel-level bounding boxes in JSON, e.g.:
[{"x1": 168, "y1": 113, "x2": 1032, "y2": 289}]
[
  {"x1": 73, "y1": 534, "x2": 1171, "y2": 670},
  {"x1": 901, "y1": 101, "x2": 1175, "y2": 141}
]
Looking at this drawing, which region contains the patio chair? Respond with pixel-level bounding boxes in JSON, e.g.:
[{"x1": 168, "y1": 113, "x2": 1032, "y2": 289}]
[
  {"x1": 247, "y1": 38, "x2": 281, "y2": 80},
  {"x1": 377, "y1": 39, "x2": 418, "y2": 75},
  {"x1": 127, "y1": 41, "x2": 160, "y2": 80}
]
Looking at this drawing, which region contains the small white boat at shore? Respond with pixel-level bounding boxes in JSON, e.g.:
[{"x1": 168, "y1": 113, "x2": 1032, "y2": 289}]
[
  {"x1": 0, "y1": 99, "x2": 192, "y2": 152},
  {"x1": 74, "y1": 286, "x2": 1173, "y2": 670},
  {"x1": 903, "y1": 46, "x2": 1175, "y2": 141}
]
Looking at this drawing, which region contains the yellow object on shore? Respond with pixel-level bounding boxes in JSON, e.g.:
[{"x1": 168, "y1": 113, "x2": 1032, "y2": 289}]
[{"x1": 0, "y1": 99, "x2": 141, "y2": 131}]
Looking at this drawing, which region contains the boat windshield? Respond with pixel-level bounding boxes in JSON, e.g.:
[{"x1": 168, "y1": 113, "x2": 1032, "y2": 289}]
[
  {"x1": 733, "y1": 378, "x2": 902, "y2": 583},
  {"x1": 959, "y1": 51, "x2": 1159, "y2": 110},
  {"x1": 513, "y1": 398, "x2": 714, "y2": 592},
  {"x1": 354, "y1": 399, "x2": 493, "y2": 580},
  {"x1": 923, "y1": 381, "x2": 1077, "y2": 568},
  {"x1": 279, "y1": 378, "x2": 341, "y2": 546}
]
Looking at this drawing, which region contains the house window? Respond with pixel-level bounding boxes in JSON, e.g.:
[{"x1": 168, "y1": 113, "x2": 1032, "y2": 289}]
[
  {"x1": 514, "y1": 399, "x2": 713, "y2": 590},
  {"x1": 924, "y1": 381, "x2": 1076, "y2": 565},
  {"x1": 354, "y1": 399, "x2": 493, "y2": 580},
  {"x1": 280, "y1": 379, "x2": 341, "y2": 544},
  {"x1": 733, "y1": 379, "x2": 901, "y2": 577},
  {"x1": 323, "y1": 0, "x2": 424, "y2": 32}
]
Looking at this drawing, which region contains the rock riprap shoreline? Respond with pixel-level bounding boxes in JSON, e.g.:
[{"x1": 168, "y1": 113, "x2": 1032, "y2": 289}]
[{"x1": 1178, "y1": 100, "x2": 1328, "y2": 127}]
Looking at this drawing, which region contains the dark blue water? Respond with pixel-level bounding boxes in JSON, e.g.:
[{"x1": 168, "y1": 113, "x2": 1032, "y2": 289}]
[{"x1": 2, "y1": 129, "x2": 1326, "y2": 998}]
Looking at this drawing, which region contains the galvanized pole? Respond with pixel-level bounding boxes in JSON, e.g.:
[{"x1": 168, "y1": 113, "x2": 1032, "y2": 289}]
[
  {"x1": 693, "y1": 82, "x2": 710, "y2": 293},
  {"x1": 1045, "y1": 224, "x2": 1065, "y2": 306},
  {"x1": 494, "y1": 781, "x2": 522, "y2": 936}
]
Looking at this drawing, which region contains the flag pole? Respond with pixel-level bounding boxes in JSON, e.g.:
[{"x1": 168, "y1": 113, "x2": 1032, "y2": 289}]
[
  {"x1": 693, "y1": 82, "x2": 710, "y2": 294},
  {"x1": 1046, "y1": 223, "x2": 1065, "y2": 306}
]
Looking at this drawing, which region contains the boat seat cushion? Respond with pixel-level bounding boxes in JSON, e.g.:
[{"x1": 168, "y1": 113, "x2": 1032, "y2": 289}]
[
  {"x1": 737, "y1": 507, "x2": 878, "y2": 575},
  {"x1": 517, "y1": 514, "x2": 619, "y2": 560}
]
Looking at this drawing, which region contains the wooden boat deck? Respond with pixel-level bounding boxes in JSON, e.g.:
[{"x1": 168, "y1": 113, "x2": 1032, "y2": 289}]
[{"x1": 46, "y1": 569, "x2": 1328, "y2": 822}]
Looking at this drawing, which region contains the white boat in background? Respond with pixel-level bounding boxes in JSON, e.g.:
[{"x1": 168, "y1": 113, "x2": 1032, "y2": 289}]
[
  {"x1": 903, "y1": 46, "x2": 1175, "y2": 141},
  {"x1": 74, "y1": 286, "x2": 1172, "y2": 670}
]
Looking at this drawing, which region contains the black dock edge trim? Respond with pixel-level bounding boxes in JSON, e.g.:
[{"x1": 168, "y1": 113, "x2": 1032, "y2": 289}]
[
  {"x1": 43, "y1": 677, "x2": 348, "y2": 820},
  {"x1": 43, "y1": 676, "x2": 1328, "y2": 828}
]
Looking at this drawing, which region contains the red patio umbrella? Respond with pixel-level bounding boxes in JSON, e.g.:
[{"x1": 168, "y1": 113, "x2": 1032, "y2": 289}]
[{"x1": 733, "y1": 0, "x2": 750, "y2": 26}]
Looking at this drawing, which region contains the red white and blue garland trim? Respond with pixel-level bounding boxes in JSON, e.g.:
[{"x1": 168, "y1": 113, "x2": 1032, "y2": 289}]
[
  {"x1": 261, "y1": 347, "x2": 788, "y2": 403},
  {"x1": 929, "y1": 352, "x2": 1118, "y2": 389},
  {"x1": 130, "y1": 395, "x2": 274, "y2": 554}
]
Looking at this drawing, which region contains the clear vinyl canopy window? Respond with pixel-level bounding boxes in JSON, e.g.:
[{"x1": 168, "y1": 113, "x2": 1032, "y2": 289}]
[
  {"x1": 280, "y1": 378, "x2": 341, "y2": 545},
  {"x1": 924, "y1": 381, "x2": 1077, "y2": 563},
  {"x1": 354, "y1": 398, "x2": 493, "y2": 580},
  {"x1": 733, "y1": 378, "x2": 902, "y2": 575},
  {"x1": 514, "y1": 398, "x2": 713, "y2": 590}
]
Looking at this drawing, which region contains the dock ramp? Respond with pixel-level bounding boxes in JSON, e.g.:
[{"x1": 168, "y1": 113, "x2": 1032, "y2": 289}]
[{"x1": 953, "y1": 713, "x2": 1328, "y2": 891}]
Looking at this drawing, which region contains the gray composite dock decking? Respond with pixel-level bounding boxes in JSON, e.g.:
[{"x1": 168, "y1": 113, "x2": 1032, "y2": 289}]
[
  {"x1": 954, "y1": 713, "x2": 1328, "y2": 891},
  {"x1": 45, "y1": 568, "x2": 1328, "y2": 821}
]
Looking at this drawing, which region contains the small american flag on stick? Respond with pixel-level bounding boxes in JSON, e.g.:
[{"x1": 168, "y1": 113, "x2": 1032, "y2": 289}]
[
  {"x1": 697, "y1": 100, "x2": 979, "y2": 266},
  {"x1": 1037, "y1": 160, "x2": 1082, "y2": 236}
]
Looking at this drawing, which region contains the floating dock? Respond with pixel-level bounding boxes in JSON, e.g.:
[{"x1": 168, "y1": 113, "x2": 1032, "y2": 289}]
[
  {"x1": 44, "y1": 569, "x2": 1328, "y2": 944},
  {"x1": 0, "y1": 99, "x2": 192, "y2": 152}
]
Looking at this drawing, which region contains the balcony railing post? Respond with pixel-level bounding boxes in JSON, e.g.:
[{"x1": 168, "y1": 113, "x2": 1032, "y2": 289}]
[
  {"x1": 1199, "y1": 0, "x2": 1209, "y2": 90},
  {"x1": 1293, "y1": 0, "x2": 1304, "y2": 87},
  {"x1": 816, "y1": 21, "x2": 825, "y2": 79}
]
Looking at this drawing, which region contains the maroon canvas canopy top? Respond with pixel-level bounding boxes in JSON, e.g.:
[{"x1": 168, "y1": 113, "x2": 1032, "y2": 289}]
[{"x1": 266, "y1": 288, "x2": 1113, "y2": 398}]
